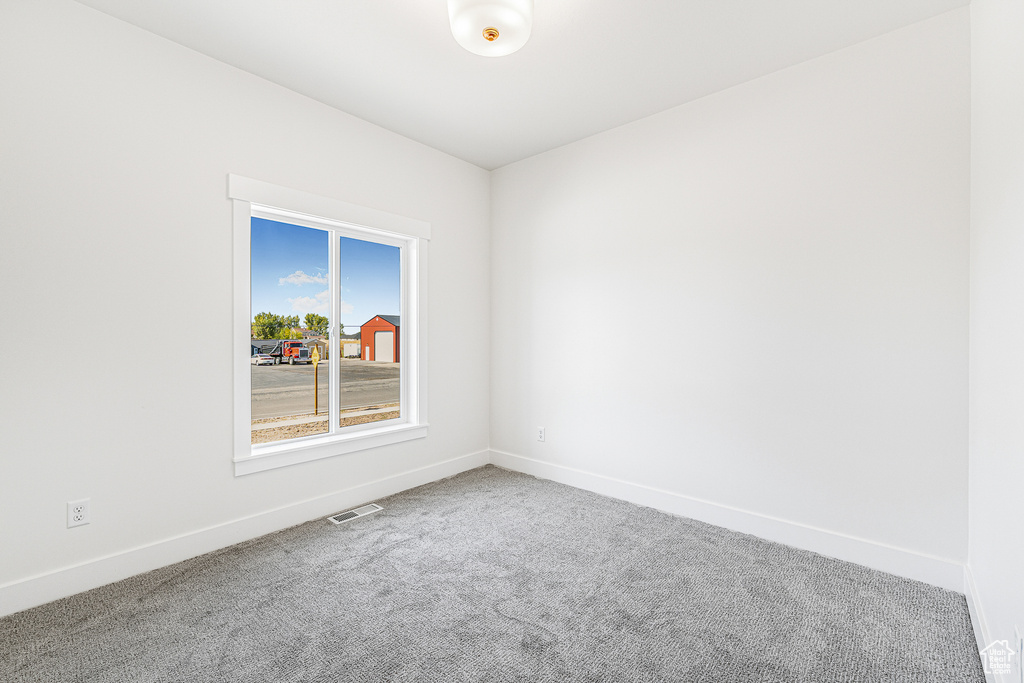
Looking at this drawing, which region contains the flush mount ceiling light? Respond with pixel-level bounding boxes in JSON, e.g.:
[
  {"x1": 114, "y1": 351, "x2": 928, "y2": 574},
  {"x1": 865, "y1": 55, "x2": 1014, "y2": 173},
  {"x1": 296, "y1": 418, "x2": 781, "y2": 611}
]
[{"x1": 448, "y1": 0, "x2": 533, "y2": 57}]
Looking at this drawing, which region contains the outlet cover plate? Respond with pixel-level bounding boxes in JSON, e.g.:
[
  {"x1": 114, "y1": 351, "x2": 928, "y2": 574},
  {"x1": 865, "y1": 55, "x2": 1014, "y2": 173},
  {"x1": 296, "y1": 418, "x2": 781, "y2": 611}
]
[{"x1": 67, "y1": 499, "x2": 90, "y2": 528}]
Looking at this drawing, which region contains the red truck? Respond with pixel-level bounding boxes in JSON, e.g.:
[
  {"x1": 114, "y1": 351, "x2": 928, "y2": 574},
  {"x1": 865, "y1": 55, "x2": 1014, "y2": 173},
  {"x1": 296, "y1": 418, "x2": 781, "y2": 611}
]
[
  {"x1": 279, "y1": 341, "x2": 311, "y2": 365},
  {"x1": 252, "y1": 340, "x2": 312, "y2": 365}
]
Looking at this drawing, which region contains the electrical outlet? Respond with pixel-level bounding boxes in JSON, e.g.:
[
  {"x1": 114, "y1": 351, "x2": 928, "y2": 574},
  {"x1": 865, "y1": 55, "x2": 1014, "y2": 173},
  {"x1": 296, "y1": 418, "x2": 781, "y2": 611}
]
[
  {"x1": 67, "y1": 499, "x2": 90, "y2": 528},
  {"x1": 537, "y1": 426, "x2": 545, "y2": 442}
]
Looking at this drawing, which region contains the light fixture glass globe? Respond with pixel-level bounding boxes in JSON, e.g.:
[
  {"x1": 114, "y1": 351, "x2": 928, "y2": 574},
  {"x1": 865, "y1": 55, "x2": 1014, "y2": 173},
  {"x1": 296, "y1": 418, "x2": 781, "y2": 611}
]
[{"x1": 448, "y1": 0, "x2": 533, "y2": 57}]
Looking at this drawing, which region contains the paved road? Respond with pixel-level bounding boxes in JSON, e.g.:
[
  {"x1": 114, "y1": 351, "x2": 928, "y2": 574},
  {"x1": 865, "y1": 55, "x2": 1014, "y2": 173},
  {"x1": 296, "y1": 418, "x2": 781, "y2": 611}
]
[{"x1": 251, "y1": 360, "x2": 399, "y2": 419}]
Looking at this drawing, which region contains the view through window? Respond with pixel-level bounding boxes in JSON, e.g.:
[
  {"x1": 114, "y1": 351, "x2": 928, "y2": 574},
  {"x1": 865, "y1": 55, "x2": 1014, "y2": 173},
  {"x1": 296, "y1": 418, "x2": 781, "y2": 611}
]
[{"x1": 249, "y1": 217, "x2": 402, "y2": 446}]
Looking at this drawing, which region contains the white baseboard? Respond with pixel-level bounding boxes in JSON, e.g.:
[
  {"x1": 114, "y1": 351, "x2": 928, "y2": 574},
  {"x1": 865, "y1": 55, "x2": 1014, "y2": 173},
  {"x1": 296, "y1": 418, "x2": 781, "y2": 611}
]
[
  {"x1": 0, "y1": 450, "x2": 490, "y2": 618},
  {"x1": 489, "y1": 449, "x2": 965, "y2": 592},
  {"x1": 0, "y1": 448, "x2": 970, "y2": 620},
  {"x1": 964, "y1": 565, "x2": 997, "y2": 683}
]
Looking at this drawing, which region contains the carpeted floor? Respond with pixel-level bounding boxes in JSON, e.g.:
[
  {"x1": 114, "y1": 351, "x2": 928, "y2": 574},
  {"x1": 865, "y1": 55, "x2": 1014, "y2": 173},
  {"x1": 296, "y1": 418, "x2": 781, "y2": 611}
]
[{"x1": 1, "y1": 466, "x2": 984, "y2": 682}]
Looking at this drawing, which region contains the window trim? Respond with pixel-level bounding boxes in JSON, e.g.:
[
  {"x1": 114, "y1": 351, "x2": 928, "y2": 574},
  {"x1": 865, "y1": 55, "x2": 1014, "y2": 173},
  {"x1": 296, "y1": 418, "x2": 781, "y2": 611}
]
[{"x1": 229, "y1": 175, "x2": 429, "y2": 476}]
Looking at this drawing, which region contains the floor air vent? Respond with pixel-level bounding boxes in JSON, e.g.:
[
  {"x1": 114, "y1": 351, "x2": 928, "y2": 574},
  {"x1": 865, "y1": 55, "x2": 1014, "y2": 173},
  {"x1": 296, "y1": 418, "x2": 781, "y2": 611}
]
[{"x1": 327, "y1": 503, "x2": 382, "y2": 525}]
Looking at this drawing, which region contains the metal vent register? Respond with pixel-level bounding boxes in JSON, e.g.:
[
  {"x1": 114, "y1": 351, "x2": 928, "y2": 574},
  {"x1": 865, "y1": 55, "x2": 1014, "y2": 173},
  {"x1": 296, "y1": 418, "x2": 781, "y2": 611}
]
[{"x1": 327, "y1": 503, "x2": 383, "y2": 525}]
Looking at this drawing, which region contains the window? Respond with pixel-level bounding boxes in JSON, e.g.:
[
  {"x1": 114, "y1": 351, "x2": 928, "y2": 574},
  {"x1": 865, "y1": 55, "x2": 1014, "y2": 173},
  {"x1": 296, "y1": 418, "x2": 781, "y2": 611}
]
[{"x1": 230, "y1": 175, "x2": 429, "y2": 475}]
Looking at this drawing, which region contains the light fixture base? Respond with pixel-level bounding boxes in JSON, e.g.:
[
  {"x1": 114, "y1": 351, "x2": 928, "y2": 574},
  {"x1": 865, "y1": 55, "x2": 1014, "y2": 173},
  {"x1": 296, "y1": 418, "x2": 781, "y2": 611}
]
[{"x1": 448, "y1": 0, "x2": 533, "y2": 57}]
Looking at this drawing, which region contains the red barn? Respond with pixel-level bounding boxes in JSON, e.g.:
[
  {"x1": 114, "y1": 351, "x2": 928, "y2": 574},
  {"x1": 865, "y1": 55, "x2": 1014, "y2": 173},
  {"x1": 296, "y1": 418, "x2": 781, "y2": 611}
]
[{"x1": 361, "y1": 315, "x2": 400, "y2": 362}]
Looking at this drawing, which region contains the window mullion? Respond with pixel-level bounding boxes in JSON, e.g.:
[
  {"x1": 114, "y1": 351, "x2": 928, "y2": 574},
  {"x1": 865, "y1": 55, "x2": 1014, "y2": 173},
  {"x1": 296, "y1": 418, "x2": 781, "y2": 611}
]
[
  {"x1": 399, "y1": 243, "x2": 408, "y2": 422},
  {"x1": 329, "y1": 230, "x2": 340, "y2": 435}
]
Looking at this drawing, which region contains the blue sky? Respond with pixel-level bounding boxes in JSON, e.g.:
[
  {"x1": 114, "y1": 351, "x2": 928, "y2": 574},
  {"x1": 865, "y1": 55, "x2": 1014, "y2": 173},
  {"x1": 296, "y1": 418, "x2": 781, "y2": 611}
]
[{"x1": 251, "y1": 217, "x2": 400, "y2": 332}]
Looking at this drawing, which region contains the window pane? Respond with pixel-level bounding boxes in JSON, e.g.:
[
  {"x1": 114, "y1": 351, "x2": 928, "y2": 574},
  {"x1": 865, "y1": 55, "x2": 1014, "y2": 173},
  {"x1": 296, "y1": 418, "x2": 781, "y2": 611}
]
[
  {"x1": 339, "y1": 235, "x2": 401, "y2": 428},
  {"x1": 250, "y1": 218, "x2": 329, "y2": 444}
]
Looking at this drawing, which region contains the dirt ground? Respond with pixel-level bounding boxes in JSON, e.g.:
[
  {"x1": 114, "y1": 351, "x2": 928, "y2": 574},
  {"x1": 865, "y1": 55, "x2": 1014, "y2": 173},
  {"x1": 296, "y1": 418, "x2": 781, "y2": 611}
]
[{"x1": 251, "y1": 409, "x2": 400, "y2": 445}]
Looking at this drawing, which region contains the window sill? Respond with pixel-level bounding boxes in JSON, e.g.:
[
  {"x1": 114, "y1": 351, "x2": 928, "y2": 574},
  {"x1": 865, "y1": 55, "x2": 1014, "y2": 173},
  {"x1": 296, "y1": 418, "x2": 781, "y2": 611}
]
[{"x1": 234, "y1": 422, "x2": 429, "y2": 476}]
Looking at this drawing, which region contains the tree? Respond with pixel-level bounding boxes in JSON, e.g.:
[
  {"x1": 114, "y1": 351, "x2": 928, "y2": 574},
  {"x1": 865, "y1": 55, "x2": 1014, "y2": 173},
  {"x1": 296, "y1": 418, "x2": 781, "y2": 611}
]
[
  {"x1": 252, "y1": 312, "x2": 283, "y2": 340},
  {"x1": 304, "y1": 313, "x2": 329, "y2": 336},
  {"x1": 252, "y1": 313, "x2": 307, "y2": 339}
]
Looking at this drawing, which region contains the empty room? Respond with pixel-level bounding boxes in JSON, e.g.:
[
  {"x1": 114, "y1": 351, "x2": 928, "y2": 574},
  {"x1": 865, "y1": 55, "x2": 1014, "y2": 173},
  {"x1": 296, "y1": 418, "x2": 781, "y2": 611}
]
[{"x1": 1, "y1": 0, "x2": 1021, "y2": 680}]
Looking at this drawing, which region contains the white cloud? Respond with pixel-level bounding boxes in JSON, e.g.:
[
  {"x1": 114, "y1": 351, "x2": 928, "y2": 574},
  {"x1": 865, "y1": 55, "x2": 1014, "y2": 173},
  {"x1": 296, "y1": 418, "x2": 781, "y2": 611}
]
[
  {"x1": 287, "y1": 289, "x2": 354, "y2": 316},
  {"x1": 279, "y1": 270, "x2": 327, "y2": 286},
  {"x1": 288, "y1": 289, "x2": 330, "y2": 315}
]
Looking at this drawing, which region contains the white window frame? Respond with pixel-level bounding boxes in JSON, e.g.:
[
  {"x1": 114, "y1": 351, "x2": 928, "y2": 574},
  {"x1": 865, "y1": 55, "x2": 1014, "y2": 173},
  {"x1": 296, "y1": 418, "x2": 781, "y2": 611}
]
[{"x1": 230, "y1": 175, "x2": 429, "y2": 476}]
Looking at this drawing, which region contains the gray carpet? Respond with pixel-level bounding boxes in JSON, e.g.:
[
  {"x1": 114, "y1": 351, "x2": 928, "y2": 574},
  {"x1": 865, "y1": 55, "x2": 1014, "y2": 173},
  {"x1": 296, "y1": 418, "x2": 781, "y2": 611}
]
[{"x1": 1, "y1": 466, "x2": 984, "y2": 682}]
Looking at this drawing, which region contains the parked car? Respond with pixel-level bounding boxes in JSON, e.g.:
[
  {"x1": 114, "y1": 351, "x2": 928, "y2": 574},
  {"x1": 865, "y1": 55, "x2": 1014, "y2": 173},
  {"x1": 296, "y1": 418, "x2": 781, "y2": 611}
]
[{"x1": 251, "y1": 353, "x2": 274, "y2": 366}]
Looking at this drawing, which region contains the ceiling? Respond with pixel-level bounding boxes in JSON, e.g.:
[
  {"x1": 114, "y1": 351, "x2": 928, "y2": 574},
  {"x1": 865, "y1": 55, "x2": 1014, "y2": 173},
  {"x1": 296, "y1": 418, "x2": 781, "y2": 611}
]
[{"x1": 73, "y1": 0, "x2": 968, "y2": 170}]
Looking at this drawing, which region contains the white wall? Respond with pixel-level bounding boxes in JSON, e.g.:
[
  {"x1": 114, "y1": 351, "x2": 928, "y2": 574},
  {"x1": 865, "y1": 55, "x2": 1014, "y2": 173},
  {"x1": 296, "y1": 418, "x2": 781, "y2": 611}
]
[
  {"x1": 969, "y1": 0, "x2": 1024, "y2": 658},
  {"x1": 0, "y1": 0, "x2": 490, "y2": 614},
  {"x1": 491, "y1": 10, "x2": 971, "y2": 582}
]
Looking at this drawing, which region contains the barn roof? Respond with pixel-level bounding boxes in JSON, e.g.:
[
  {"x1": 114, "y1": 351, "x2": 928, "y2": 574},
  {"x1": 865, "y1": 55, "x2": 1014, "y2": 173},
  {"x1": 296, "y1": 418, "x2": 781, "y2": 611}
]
[{"x1": 366, "y1": 314, "x2": 400, "y2": 327}]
